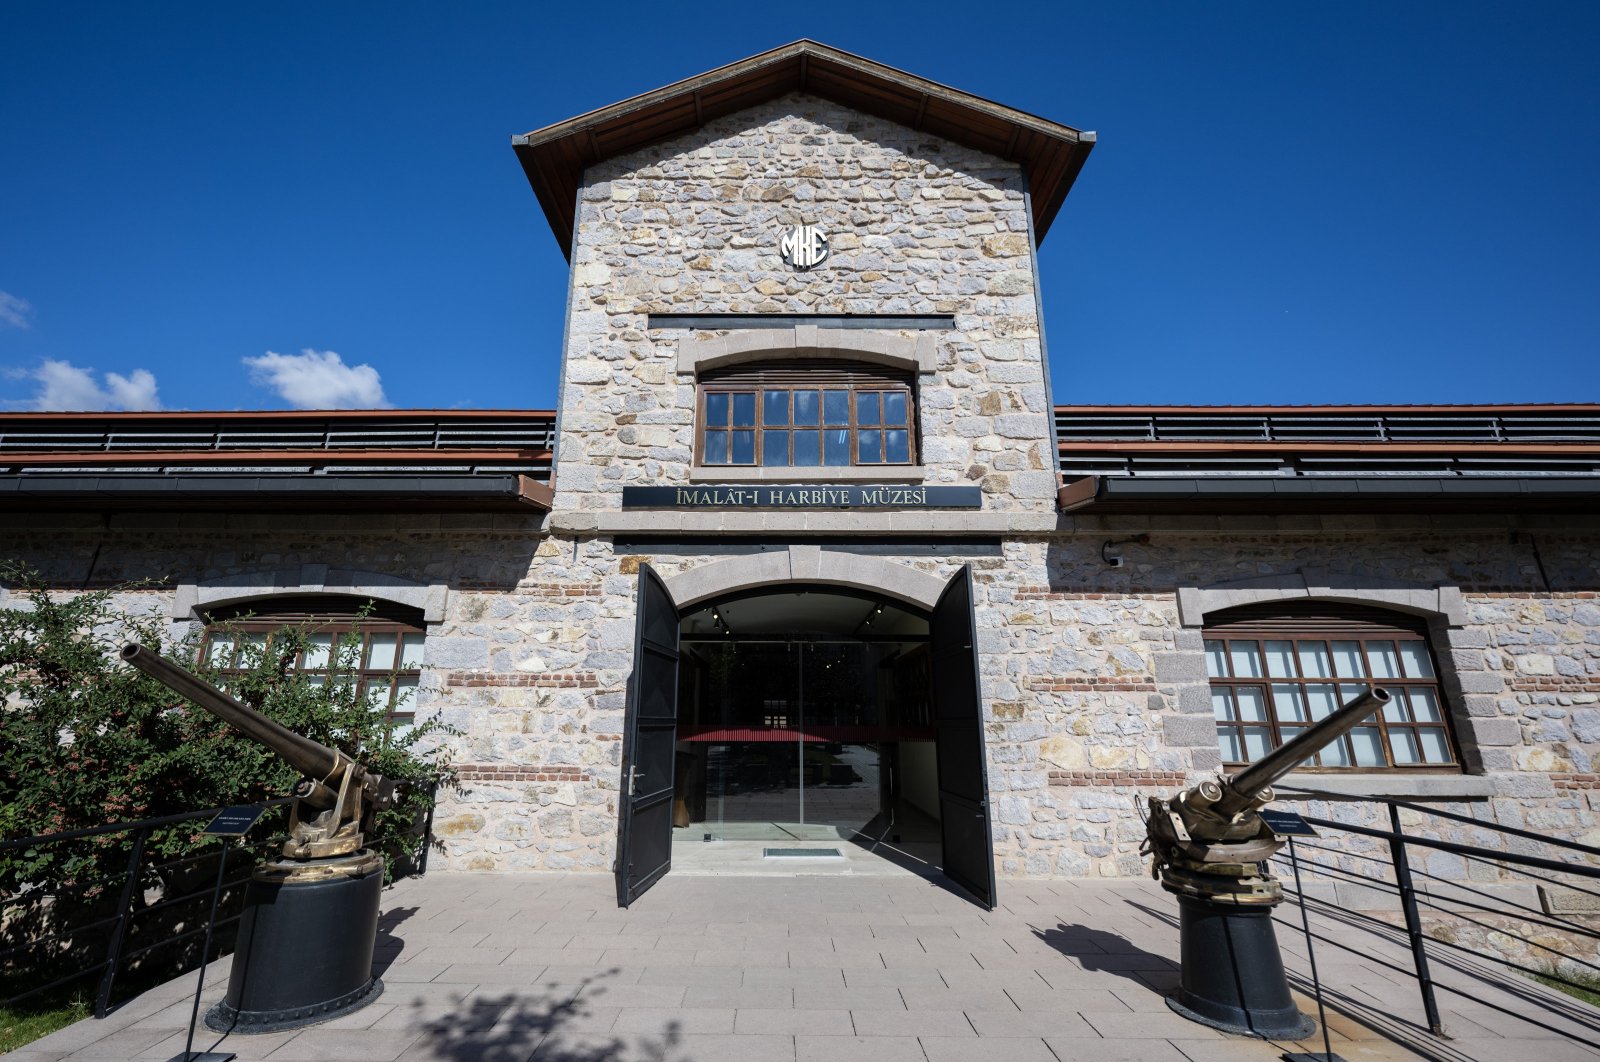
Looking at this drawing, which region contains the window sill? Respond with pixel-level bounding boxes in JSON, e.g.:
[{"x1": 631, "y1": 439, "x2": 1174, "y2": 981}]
[
  {"x1": 689, "y1": 465, "x2": 927, "y2": 484},
  {"x1": 1272, "y1": 772, "x2": 1495, "y2": 801}
]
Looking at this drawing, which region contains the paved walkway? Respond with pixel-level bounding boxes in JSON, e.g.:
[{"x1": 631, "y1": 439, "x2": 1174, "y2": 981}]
[{"x1": 13, "y1": 872, "x2": 1600, "y2": 1061}]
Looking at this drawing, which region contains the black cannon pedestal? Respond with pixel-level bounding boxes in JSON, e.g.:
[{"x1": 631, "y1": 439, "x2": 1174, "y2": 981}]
[
  {"x1": 1167, "y1": 893, "x2": 1315, "y2": 1039},
  {"x1": 205, "y1": 858, "x2": 384, "y2": 1033}
]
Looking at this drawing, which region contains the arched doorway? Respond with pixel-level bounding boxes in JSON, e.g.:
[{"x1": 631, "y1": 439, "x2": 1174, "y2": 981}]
[
  {"x1": 615, "y1": 563, "x2": 995, "y2": 910},
  {"x1": 674, "y1": 587, "x2": 933, "y2": 855}
]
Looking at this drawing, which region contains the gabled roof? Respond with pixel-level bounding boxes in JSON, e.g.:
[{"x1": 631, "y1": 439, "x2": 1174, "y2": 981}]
[{"x1": 512, "y1": 40, "x2": 1095, "y2": 259}]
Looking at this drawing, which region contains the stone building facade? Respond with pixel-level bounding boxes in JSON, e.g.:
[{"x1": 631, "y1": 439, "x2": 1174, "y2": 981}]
[{"x1": 2, "y1": 41, "x2": 1597, "y2": 904}]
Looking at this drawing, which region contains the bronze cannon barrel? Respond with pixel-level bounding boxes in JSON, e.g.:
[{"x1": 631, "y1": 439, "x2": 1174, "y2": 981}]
[
  {"x1": 120, "y1": 641, "x2": 340, "y2": 784},
  {"x1": 1214, "y1": 686, "x2": 1391, "y2": 818}
]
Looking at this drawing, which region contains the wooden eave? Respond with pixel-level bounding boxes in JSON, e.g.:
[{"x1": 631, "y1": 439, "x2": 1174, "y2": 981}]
[{"x1": 513, "y1": 40, "x2": 1094, "y2": 258}]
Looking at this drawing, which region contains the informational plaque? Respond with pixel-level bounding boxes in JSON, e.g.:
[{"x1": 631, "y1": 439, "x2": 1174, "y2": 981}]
[
  {"x1": 202, "y1": 805, "x2": 267, "y2": 837},
  {"x1": 1259, "y1": 809, "x2": 1318, "y2": 837},
  {"x1": 621, "y1": 485, "x2": 982, "y2": 509}
]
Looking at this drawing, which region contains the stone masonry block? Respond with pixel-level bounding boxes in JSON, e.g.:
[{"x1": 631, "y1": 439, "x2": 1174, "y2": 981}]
[
  {"x1": 1153, "y1": 652, "x2": 1207, "y2": 683},
  {"x1": 1456, "y1": 673, "x2": 1506, "y2": 694},
  {"x1": 1163, "y1": 715, "x2": 1220, "y2": 748},
  {"x1": 1469, "y1": 718, "x2": 1523, "y2": 746},
  {"x1": 1177, "y1": 684, "x2": 1215, "y2": 714}
]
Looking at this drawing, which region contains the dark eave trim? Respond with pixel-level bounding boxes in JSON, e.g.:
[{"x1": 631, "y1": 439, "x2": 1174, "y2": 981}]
[
  {"x1": 0, "y1": 474, "x2": 553, "y2": 513},
  {"x1": 1059, "y1": 475, "x2": 1600, "y2": 514}
]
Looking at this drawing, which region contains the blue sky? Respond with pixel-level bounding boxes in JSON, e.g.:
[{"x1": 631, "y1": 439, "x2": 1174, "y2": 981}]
[{"x1": 2, "y1": 2, "x2": 1597, "y2": 411}]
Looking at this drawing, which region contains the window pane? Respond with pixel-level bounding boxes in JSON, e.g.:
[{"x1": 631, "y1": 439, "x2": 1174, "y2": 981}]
[
  {"x1": 794, "y1": 390, "x2": 819, "y2": 425},
  {"x1": 1319, "y1": 738, "x2": 1351, "y2": 767},
  {"x1": 368, "y1": 633, "x2": 398, "y2": 671},
  {"x1": 1217, "y1": 729, "x2": 1242, "y2": 762},
  {"x1": 762, "y1": 390, "x2": 789, "y2": 426},
  {"x1": 704, "y1": 430, "x2": 728, "y2": 464},
  {"x1": 1212, "y1": 689, "x2": 1235, "y2": 721},
  {"x1": 1299, "y1": 642, "x2": 1332, "y2": 678},
  {"x1": 1384, "y1": 690, "x2": 1412, "y2": 723},
  {"x1": 1409, "y1": 686, "x2": 1443, "y2": 722},
  {"x1": 1230, "y1": 641, "x2": 1263, "y2": 678},
  {"x1": 731, "y1": 392, "x2": 755, "y2": 427},
  {"x1": 1399, "y1": 641, "x2": 1435, "y2": 678},
  {"x1": 304, "y1": 633, "x2": 333, "y2": 670},
  {"x1": 1389, "y1": 729, "x2": 1422, "y2": 765},
  {"x1": 730, "y1": 429, "x2": 755, "y2": 464},
  {"x1": 859, "y1": 429, "x2": 882, "y2": 463},
  {"x1": 883, "y1": 391, "x2": 907, "y2": 425},
  {"x1": 1204, "y1": 640, "x2": 1227, "y2": 677},
  {"x1": 1278, "y1": 725, "x2": 1310, "y2": 765},
  {"x1": 1236, "y1": 686, "x2": 1269, "y2": 722},
  {"x1": 705, "y1": 392, "x2": 728, "y2": 425},
  {"x1": 399, "y1": 636, "x2": 424, "y2": 670},
  {"x1": 306, "y1": 674, "x2": 327, "y2": 688},
  {"x1": 792, "y1": 430, "x2": 820, "y2": 465},
  {"x1": 1273, "y1": 684, "x2": 1309, "y2": 721},
  {"x1": 206, "y1": 636, "x2": 236, "y2": 668},
  {"x1": 885, "y1": 429, "x2": 910, "y2": 463},
  {"x1": 1418, "y1": 728, "x2": 1451, "y2": 763},
  {"x1": 1242, "y1": 727, "x2": 1272, "y2": 761},
  {"x1": 1305, "y1": 683, "x2": 1340, "y2": 720},
  {"x1": 1339, "y1": 683, "x2": 1367, "y2": 713},
  {"x1": 366, "y1": 678, "x2": 392, "y2": 710},
  {"x1": 822, "y1": 429, "x2": 850, "y2": 466},
  {"x1": 762, "y1": 430, "x2": 789, "y2": 465},
  {"x1": 823, "y1": 390, "x2": 849, "y2": 425},
  {"x1": 1264, "y1": 641, "x2": 1296, "y2": 678},
  {"x1": 1349, "y1": 727, "x2": 1384, "y2": 766},
  {"x1": 394, "y1": 675, "x2": 418, "y2": 712},
  {"x1": 1368, "y1": 641, "x2": 1400, "y2": 680},
  {"x1": 858, "y1": 392, "x2": 880, "y2": 426},
  {"x1": 1332, "y1": 640, "x2": 1366, "y2": 677}
]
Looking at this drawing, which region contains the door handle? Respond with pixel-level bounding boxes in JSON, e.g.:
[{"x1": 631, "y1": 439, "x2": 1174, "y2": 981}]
[{"x1": 629, "y1": 766, "x2": 644, "y2": 796}]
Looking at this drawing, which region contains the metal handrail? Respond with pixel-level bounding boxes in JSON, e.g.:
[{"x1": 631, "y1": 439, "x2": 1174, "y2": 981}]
[
  {"x1": 1275, "y1": 795, "x2": 1600, "y2": 1043},
  {"x1": 0, "y1": 799, "x2": 290, "y2": 1017}
]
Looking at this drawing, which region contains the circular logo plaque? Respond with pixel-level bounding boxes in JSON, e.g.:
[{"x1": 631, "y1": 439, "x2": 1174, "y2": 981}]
[{"x1": 778, "y1": 225, "x2": 829, "y2": 271}]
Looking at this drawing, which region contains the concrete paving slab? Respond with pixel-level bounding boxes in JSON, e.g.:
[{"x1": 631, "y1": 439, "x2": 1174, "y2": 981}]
[
  {"x1": 29, "y1": 871, "x2": 1600, "y2": 1062},
  {"x1": 918, "y1": 1035, "x2": 1059, "y2": 1062}
]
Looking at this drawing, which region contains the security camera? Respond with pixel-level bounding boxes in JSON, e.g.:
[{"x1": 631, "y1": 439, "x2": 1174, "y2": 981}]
[{"x1": 1105, "y1": 554, "x2": 1125, "y2": 568}]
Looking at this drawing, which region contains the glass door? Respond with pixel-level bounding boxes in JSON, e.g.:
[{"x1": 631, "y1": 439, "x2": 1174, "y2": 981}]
[{"x1": 679, "y1": 640, "x2": 888, "y2": 842}]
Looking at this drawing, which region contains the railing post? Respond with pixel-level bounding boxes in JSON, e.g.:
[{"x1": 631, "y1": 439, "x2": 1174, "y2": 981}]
[
  {"x1": 94, "y1": 826, "x2": 148, "y2": 1018},
  {"x1": 1388, "y1": 802, "x2": 1445, "y2": 1036},
  {"x1": 418, "y1": 777, "x2": 439, "y2": 876}
]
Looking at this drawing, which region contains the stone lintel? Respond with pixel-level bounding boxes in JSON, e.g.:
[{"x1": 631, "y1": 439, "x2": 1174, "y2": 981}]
[{"x1": 676, "y1": 326, "x2": 935, "y2": 375}]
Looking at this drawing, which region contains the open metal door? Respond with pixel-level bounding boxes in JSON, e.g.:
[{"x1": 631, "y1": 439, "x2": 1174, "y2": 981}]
[
  {"x1": 614, "y1": 563, "x2": 680, "y2": 907},
  {"x1": 930, "y1": 564, "x2": 998, "y2": 909}
]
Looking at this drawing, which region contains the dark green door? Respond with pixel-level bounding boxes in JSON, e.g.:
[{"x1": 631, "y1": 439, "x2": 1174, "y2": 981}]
[
  {"x1": 930, "y1": 564, "x2": 997, "y2": 909},
  {"x1": 615, "y1": 564, "x2": 680, "y2": 907}
]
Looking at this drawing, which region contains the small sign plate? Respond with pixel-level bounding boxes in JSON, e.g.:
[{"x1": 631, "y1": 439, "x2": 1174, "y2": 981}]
[
  {"x1": 621, "y1": 485, "x2": 982, "y2": 509},
  {"x1": 203, "y1": 805, "x2": 267, "y2": 837},
  {"x1": 1260, "y1": 809, "x2": 1318, "y2": 837}
]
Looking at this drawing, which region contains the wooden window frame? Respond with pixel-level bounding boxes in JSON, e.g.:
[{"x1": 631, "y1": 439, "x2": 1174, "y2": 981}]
[
  {"x1": 1203, "y1": 606, "x2": 1462, "y2": 773},
  {"x1": 696, "y1": 360, "x2": 917, "y2": 469},
  {"x1": 199, "y1": 598, "x2": 424, "y2": 724}
]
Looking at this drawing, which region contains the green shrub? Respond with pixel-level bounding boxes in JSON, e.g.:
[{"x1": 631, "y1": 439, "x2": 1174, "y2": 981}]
[{"x1": 0, "y1": 566, "x2": 456, "y2": 885}]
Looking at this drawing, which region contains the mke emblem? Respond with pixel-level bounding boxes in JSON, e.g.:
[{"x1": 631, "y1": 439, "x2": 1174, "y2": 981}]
[{"x1": 778, "y1": 225, "x2": 829, "y2": 271}]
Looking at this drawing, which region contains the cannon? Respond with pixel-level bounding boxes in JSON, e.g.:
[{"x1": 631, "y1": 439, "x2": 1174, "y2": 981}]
[
  {"x1": 121, "y1": 642, "x2": 391, "y2": 1033},
  {"x1": 1144, "y1": 685, "x2": 1392, "y2": 1039}
]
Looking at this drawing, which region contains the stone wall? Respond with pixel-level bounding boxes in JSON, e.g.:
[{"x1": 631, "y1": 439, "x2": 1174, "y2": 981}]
[
  {"x1": 7, "y1": 512, "x2": 1595, "y2": 891},
  {"x1": 553, "y1": 93, "x2": 1057, "y2": 520}
]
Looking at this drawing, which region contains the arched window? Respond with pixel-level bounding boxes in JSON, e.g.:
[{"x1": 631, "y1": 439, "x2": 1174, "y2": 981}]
[
  {"x1": 199, "y1": 596, "x2": 425, "y2": 723},
  {"x1": 1203, "y1": 603, "x2": 1459, "y2": 772},
  {"x1": 697, "y1": 361, "x2": 916, "y2": 467}
]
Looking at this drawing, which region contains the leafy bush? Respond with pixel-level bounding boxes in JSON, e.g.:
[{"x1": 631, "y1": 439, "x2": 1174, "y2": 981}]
[{"x1": 0, "y1": 566, "x2": 456, "y2": 886}]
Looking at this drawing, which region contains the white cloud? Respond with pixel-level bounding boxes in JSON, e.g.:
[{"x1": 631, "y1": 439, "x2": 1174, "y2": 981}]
[
  {"x1": 0, "y1": 291, "x2": 33, "y2": 330},
  {"x1": 5, "y1": 359, "x2": 162, "y2": 411},
  {"x1": 243, "y1": 349, "x2": 389, "y2": 409}
]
